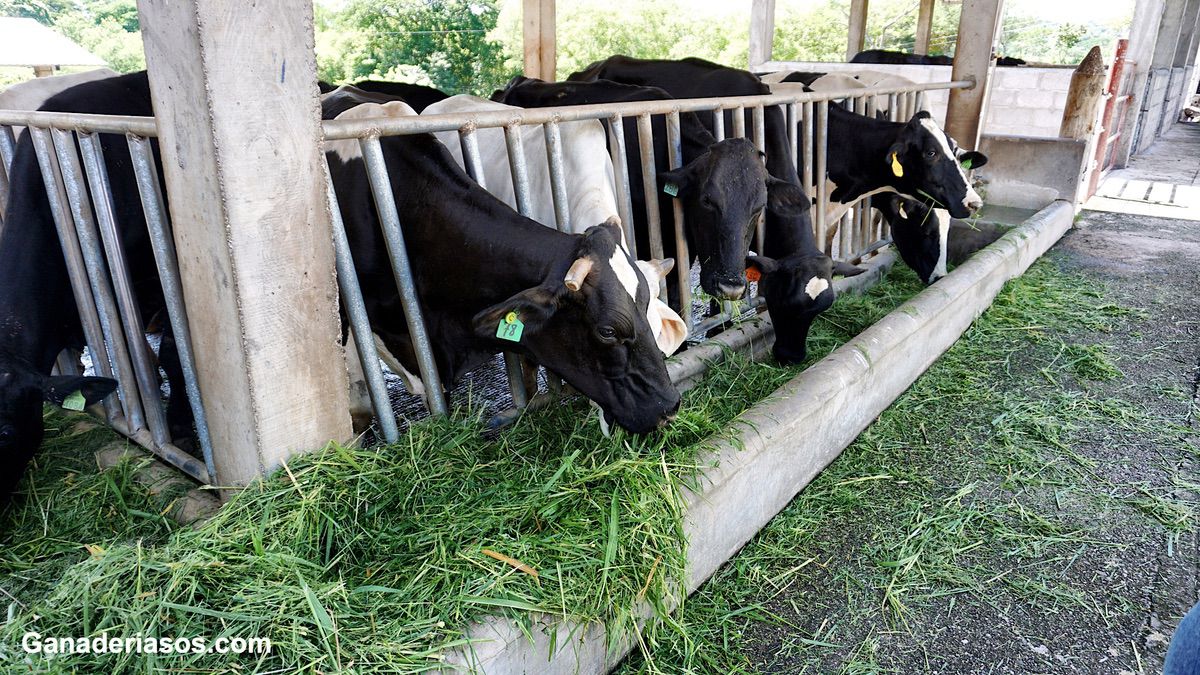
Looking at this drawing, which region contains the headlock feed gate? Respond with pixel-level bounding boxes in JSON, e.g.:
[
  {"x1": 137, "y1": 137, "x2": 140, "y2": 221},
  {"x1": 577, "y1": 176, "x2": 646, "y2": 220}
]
[{"x1": 0, "y1": 76, "x2": 969, "y2": 485}]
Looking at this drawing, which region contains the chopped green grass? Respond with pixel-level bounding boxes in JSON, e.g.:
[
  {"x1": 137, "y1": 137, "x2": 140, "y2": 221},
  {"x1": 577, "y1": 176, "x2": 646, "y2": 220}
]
[{"x1": 0, "y1": 266, "x2": 926, "y2": 672}]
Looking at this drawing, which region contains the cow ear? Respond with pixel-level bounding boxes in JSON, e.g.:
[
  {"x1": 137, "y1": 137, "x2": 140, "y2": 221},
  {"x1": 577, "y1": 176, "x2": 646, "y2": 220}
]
[
  {"x1": 832, "y1": 261, "x2": 867, "y2": 277},
  {"x1": 42, "y1": 375, "x2": 118, "y2": 408},
  {"x1": 657, "y1": 163, "x2": 698, "y2": 197},
  {"x1": 745, "y1": 255, "x2": 778, "y2": 282},
  {"x1": 649, "y1": 299, "x2": 688, "y2": 356},
  {"x1": 472, "y1": 286, "x2": 560, "y2": 342},
  {"x1": 959, "y1": 151, "x2": 987, "y2": 169},
  {"x1": 766, "y1": 177, "x2": 811, "y2": 215}
]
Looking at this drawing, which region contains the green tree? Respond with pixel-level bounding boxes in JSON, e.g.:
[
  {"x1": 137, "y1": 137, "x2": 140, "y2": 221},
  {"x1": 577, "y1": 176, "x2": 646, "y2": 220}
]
[
  {"x1": 0, "y1": 0, "x2": 75, "y2": 25},
  {"x1": 51, "y1": 0, "x2": 145, "y2": 73},
  {"x1": 333, "y1": 0, "x2": 515, "y2": 95}
]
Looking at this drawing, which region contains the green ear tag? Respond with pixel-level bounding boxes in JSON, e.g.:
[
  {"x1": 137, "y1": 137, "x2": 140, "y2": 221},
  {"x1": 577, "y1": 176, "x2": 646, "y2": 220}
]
[
  {"x1": 62, "y1": 390, "x2": 86, "y2": 412},
  {"x1": 496, "y1": 311, "x2": 524, "y2": 342},
  {"x1": 961, "y1": 157, "x2": 974, "y2": 170},
  {"x1": 663, "y1": 183, "x2": 679, "y2": 197}
]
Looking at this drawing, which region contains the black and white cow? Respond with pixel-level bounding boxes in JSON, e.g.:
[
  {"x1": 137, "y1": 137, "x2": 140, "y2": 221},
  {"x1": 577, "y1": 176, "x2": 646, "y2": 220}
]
[
  {"x1": 562, "y1": 57, "x2": 864, "y2": 365},
  {"x1": 496, "y1": 75, "x2": 795, "y2": 308},
  {"x1": 322, "y1": 89, "x2": 681, "y2": 433},
  {"x1": 350, "y1": 80, "x2": 450, "y2": 113},
  {"x1": 421, "y1": 93, "x2": 687, "y2": 356},
  {"x1": 851, "y1": 50, "x2": 955, "y2": 66},
  {"x1": 0, "y1": 71, "x2": 193, "y2": 502},
  {"x1": 767, "y1": 70, "x2": 988, "y2": 283}
]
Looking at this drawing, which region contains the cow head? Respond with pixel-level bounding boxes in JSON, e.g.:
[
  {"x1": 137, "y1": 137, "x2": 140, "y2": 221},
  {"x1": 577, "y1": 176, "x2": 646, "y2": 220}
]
[
  {"x1": 656, "y1": 137, "x2": 769, "y2": 300},
  {"x1": 747, "y1": 253, "x2": 864, "y2": 365},
  {"x1": 0, "y1": 358, "x2": 116, "y2": 500},
  {"x1": 886, "y1": 111, "x2": 987, "y2": 219},
  {"x1": 472, "y1": 222, "x2": 680, "y2": 434},
  {"x1": 878, "y1": 194, "x2": 949, "y2": 284}
]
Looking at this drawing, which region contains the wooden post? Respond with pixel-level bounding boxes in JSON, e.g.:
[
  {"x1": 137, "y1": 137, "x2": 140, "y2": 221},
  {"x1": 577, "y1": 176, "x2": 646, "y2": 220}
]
[
  {"x1": 523, "y1": 0, "x2": 556, "y2": 80},
  {"x1": 1060, "y1": 47, "x2": 1107, "y2": 139},
  {"x1": 135, "y1": 0, "x2": 352, "y2": 487},
  {"x1": 945, "y1": 0, "x2": 1005, "y2": 151},
  {"x1": 33, "y1": 65, "x2": 54, "y2": 78},
  {"x1": 915, "y1": 0, "x2": 936, "y2": 54},
  {"x1": 847, "y1": 0, "x2": 869, "y2": 61},
  {"x1": 749, "y1": 0, "x2": 777, "y2": 69}
]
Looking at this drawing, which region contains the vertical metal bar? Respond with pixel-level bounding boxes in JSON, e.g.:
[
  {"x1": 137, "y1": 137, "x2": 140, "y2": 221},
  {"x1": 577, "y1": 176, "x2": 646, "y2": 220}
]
[
  {"x1": 712, "y1": 107, "x2": 725, "y2": 142},
  {"x1": 503, "y1": 123, "x2": 534, "y2": 218},
  {"x1": 460, "y1": 125, "x2": 528, "y2": 410},
  {"x1": 0, "y1": 125, "x2": 15, "y2": 170},
  {"x1": 321, "y1": 172, "x2": 400, "y2": 444},
  {"x1": 888, "y1": 93, "x2": 899, "y2": 122},
  {"x1": 751, "y1": 105, "x2": 767, "y2": 251},
  {"x1": 607, "y1": 114, "x2": 637, "y2": 258},
  {"x1": 55, "y1": 350, "x2": 81, "y2": 377},
  {"x1": 127, "y1": 135, "x2": 219, "y2": 481},
  {"x1": 732, "y1": 105, "x2": 746, "y2": 138},
  {"x1": 815, "y1": 101, "x2": 829, "y2": 255},
  {"x1": 635, "y1": 113, "x2": 667, "y2": 302},
  {"x1": 801, "y1": 101, "x2": 814, "y2": 199},
  {"x1": 360, "y1": 136, "x2": 448, "y2": 416},
  {"x1": 665, "y1": 111, "x2": 691, "y2": 322},
  {"x1": 77, "y1": 132, "x2": 170, "y2": 447},
  {"x1": 786, "y1": 102, "x2": 799, "y2": 172},
  {"x1": 839, "y1": 210, "x2": 852, "y2": 261},
  {"x1": 543, "y1": 120, "x2": 571, "y2": 232},
  {"x1": 458, "y1": 124, "x2": 488, "y2": 190},
  {"x1": 28, "y1": 127, "x2": 119, "y2": 423}
]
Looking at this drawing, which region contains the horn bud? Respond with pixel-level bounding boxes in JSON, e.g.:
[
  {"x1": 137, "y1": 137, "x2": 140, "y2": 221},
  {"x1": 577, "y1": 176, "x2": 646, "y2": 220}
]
[{"x1": 563, "y1": 257, "x2": 594, "y2": 291}]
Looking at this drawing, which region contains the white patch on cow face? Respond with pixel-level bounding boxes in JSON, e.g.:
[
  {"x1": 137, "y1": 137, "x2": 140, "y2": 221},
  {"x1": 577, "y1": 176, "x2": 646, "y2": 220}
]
[
  {"x1": 804, "y1": 276, "x2": 829, "y2": 299},
  {"x1": 917, "y1": 117, "x2": 981, "y2": 212},
  {"x1": 931, "y1": 208, "x2": 950, "y2": 282},
  {"x1": 609, "y1": 247, "x2": 641, "y2": 302}
]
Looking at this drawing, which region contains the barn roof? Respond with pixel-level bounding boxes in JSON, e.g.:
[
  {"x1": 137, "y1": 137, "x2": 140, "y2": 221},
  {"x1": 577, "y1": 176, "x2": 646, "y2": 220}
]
[{"x1": 0, "y1": 17, "x2": 106, "y2": 67}]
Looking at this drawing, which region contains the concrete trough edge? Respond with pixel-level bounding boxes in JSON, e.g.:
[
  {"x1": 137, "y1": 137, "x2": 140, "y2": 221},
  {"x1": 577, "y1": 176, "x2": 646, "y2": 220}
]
[{"x1": 444, "y1": 200, "x2": 1074, "y2": 674}]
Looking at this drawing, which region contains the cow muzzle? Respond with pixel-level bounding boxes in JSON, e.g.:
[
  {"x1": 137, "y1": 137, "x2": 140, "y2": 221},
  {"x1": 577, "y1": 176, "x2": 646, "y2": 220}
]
[{"x1": 715, "y1": 281, "x2": 746, "y2": 300}]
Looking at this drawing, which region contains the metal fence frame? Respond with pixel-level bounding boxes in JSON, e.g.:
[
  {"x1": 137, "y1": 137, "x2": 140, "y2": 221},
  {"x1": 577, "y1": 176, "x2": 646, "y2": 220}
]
[{"x1": 0, "y1": 77, "x2": 968, "y2": 481}]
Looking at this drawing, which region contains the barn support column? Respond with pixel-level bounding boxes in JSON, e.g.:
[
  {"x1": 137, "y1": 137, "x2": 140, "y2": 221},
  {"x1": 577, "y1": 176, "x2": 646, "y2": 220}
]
[
  {"x1": 846, "y1": 0, "x2": 869, "y2": 61},
  {"x1": 749, "y1": 0, "x2": 777, "y2": 69},
  {"x1": 135, "y1": 0, "x2": 352, "y2": 488},
  {"x1": 523, "y1": 0, "x2": 556, "y2": 81},
  {"x1": 915, "y1": 0, "x2": 936, "y2": 54},
  {"x1": 1116, "y1": 0, "x2": 1167, "y2": 164},
  {"x1": 945, "y1": 0, "x2": 1005, "y2": 151}
]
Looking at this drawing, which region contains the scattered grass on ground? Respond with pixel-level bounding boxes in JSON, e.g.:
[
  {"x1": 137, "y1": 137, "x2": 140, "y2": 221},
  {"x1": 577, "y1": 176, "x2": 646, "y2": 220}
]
[
  {"x1": 0, "y1": 267, "x2": 925, "y2": 672},
  {"x1": 617, "y1": 256, "x2": 1197, "y2": 674}
]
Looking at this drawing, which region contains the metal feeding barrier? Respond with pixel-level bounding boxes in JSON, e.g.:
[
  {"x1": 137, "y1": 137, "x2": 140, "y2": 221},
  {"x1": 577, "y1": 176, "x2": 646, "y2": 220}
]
[
  {"x1": 321, "y1": 79, "x2": 968, "y2": 433},
  {"x1": 0, "y1": 111, "x2": 214, "y2": 485},
  {"x1": 0, "y1": 76, "x2": 967, "y2": 481}
]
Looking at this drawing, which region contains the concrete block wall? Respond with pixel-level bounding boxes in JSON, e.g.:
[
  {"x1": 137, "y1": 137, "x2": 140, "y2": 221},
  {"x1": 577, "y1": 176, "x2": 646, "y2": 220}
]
[{"x1": 761, "y1": 61, "x2": 1076, "y2": 138}]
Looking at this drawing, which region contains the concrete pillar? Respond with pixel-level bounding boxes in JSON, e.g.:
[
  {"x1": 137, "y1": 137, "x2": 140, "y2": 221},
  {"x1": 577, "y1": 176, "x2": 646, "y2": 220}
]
[
  {"x1": 135, "y1": 0, "x2": 352, "y2": 487},
  {"x1": 1152, "y1": 0, "x2": 1188, "y2": 68},
  {"x1": 749, "y1": 0, "x2": 777, "y2": 69},
  {"x1": 945, "y1": 0, "x2": 1005, "y2": 150},
  {"x1": 1172, "y1": 0, "x2": 1200, "y2": 65},
  {"x1": 915, "y1": 0, "x2": 936, "y2": 54},
  {"x1": 1116, "y1": 0, "x2": 1166, "y2": 164},
  {"x1": 1060, "y1": 46, "x2": 1107, "y2": 139},
  {"x1": 523, "y1": 0, "x2": 556, "y2": 80},
  {"x1": 847, "y1": 0, "x2": 869, "y2": 61}
]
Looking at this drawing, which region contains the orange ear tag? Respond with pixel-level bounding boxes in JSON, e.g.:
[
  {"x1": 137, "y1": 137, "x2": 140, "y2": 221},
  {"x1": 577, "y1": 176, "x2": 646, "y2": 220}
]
[{"x1": 745, "y1": 267, "x2": 762, "y2": 283}]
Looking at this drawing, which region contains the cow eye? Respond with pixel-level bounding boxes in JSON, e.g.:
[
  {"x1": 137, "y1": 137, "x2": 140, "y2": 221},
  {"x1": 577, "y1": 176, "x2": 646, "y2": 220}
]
[
  {"x1": 700, "y1": 195, "x2": 716, "y2": 210},
  {"x1": 598, "y1": 326, "x2": 617, "y2": 340},
  {"x1": 925, "y1": 149, "x2": 939, "y2": 159}
]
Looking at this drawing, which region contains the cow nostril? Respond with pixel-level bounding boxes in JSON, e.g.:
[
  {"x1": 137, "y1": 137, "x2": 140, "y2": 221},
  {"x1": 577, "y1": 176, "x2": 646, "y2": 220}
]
[{"x1": 716, "y1": 282, "x2": 746, "y2": 300}]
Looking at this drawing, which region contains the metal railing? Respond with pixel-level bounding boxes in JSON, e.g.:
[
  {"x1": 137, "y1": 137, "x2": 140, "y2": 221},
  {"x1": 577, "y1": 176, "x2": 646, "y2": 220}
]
[
  {"x1": 0, "y1": 111, "x2": 213, "y2": 484},
  {"x1": 0, "y1": 76, "x2": 969, "y2": 479}
]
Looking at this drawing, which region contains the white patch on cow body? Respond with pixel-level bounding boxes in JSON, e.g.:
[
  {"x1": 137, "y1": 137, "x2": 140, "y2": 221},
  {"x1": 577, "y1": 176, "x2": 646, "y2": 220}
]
[
  {"x1": 373, "y1": 333, "x2": 427, "y2": 401},
  {"x1": 931, "y1": 207, "x2": 950, "y2": 281},
  {"x1": 609, "y1": 248, "x2": 641, "y2": 300},
  {"x1": 805, "y1": 276, "x2": 830, "y2": 299},
  {"x1": 825, "y1": 181, "x2": 899, "y2": 223},
  {"x1": 324, "y1": 92, "x2": 419, "y2": 164}
]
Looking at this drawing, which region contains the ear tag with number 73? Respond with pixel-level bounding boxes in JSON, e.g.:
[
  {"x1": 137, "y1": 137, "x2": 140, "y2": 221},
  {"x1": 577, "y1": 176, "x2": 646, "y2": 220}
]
[{"x1": 496, "y1": 311, "x2": 524, "y2": 342}]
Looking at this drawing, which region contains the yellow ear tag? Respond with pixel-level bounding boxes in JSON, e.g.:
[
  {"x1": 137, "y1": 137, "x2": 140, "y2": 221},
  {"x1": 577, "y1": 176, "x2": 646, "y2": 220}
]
[
  {"x1": 496, "y1": 312, "x2": 524, "y2": 342},
  {"x1": 890, "y1": 153, "x2": 904, "y2": 178},
  {"x1": 62, "y1": 390, "x2": 86, "y2": 411}
]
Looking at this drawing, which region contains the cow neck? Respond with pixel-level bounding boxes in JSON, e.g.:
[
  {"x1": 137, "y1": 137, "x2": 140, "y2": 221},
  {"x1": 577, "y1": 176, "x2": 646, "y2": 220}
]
[
  {"x1": 826, "y1": 105, "x2": 903, "y2": 202},
  {"x1": 680, "y1": 112, "x2": 717, "y2": 160},
  {"x1": 0, "y1": 143, "x2": 74, "y2": 372},
  {"x1": 379, "y1": 134, "x2": 577, "y2": 301}
]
